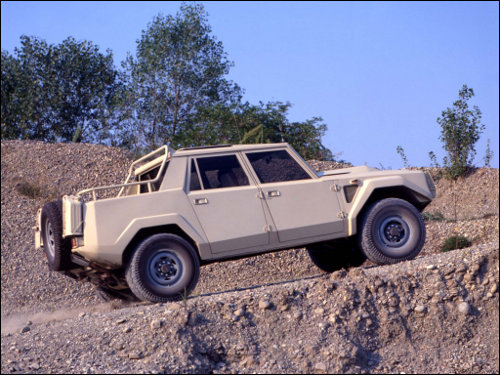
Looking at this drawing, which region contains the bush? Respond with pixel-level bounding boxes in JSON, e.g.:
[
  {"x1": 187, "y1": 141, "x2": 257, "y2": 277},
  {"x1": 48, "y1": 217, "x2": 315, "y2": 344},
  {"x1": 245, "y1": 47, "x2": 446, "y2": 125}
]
[
  {"x1": 15, "y1": 179, "x2": 59, "y2": 201},
  {"x1": 422, "y1": 211, "x2": 446, "y2": 222},
  {"x1": 437, "y1": 85, "x2": 484, "y2": 180},
  {"x1": 440, "y1": 235, "x2": 471, "y2": 252}
]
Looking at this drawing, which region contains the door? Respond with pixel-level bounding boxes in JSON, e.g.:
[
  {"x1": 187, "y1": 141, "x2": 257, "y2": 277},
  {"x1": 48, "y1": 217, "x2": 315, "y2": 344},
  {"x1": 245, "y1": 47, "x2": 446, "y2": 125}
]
[
  {"x1": 245, "y1": 149, "x2": 345, "y2": 243},
  {"x1": 188, "y1": 155, "x2": 269, "y2": 254}
]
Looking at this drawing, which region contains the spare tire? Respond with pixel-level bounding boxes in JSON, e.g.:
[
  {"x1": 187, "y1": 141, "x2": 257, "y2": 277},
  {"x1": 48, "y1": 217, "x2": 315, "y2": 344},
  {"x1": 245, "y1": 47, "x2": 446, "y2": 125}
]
[{"x1": 40, "y1": 200, "x2": 73, "y2": 271}]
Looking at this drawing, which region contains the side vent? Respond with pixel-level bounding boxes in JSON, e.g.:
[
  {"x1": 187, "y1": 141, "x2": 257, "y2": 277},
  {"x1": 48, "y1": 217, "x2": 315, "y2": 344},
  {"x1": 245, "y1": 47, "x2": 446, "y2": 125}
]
[{"x1": 343, "y1": 185, "x2": 359, "y2": 203}]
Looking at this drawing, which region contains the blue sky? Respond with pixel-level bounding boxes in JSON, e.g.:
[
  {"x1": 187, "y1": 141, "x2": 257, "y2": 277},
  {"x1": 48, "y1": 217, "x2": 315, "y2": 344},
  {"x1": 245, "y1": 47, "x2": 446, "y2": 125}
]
[{"x1": 1, "y1": 1, "x2": 498, "y2": 168}]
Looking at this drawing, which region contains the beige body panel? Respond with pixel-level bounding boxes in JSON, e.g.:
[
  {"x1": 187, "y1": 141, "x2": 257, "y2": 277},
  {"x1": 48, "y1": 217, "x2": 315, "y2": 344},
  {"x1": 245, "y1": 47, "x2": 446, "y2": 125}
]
[
  {"x1": 75, "y1": 188, "x2": 208, "y2": 266},
  {"x1": 51, "y1": 142, "x2": 435, "y2": 269},
  {"x1": 189, "y1": 185, "x2": 270, "y2": 253},
  {"x1": 346, "y1": 173, "x2": 433, "y2": 235},
  {"x1": 257, "y1": 178, "x2": 345, "y2": 242}
]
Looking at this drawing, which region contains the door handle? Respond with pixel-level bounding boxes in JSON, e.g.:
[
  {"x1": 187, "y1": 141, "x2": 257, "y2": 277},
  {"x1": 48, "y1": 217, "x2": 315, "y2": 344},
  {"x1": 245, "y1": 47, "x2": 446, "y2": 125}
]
[
  {"x1": 266, "y1": 190, "x2": 281, "y2": 197},
  {"x1": 194, "y1": 198, "x2": 208, "y2": 205}
]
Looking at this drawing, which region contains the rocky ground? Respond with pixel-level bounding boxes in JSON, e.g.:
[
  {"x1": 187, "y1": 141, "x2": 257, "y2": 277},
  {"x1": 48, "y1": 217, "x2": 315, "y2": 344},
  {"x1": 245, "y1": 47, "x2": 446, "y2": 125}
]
[{"x1": 1, "y1": 140, "x2": 499, "y2": 374}]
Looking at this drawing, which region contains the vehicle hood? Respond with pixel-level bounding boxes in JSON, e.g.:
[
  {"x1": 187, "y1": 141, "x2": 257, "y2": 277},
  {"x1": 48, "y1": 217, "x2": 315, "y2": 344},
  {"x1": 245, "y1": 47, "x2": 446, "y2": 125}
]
[{"x1": 316, "y1": 166, "x2": 379, "y2": 177}]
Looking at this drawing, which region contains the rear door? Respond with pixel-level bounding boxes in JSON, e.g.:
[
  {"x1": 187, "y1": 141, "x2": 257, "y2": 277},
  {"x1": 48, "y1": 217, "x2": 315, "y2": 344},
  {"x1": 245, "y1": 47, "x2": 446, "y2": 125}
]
[
  {"x1": 188, "y1": 154, "x2": 270, "y2": 254},
  {"x1": 244, "y1": 149, "x2": 345, "y2": 243}
]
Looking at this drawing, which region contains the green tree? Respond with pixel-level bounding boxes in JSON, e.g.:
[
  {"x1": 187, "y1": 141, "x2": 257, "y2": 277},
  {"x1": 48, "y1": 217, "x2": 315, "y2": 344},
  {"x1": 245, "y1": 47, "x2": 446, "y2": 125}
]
[
  {"x1": 1, "y1": 35, "x2": 118, "y2": 143},
  {"x1": 437, "y1": 84, "x2": 484, "y2": 179},
  {"x1": 54, "y1": 37, "x2": 118, "y2": 143},
  {"x1": 120, "y1": 2, "x2": 241, "y2": 151},
  {"x1": 1, "y1": 50, "x2": 23, "y2": 139},
  {"x1": 1, "y1": 37, "x2": 59, "y2": 140},
  {"x1": 184, "y1": 101, "x2": 333, "y2": 160}
]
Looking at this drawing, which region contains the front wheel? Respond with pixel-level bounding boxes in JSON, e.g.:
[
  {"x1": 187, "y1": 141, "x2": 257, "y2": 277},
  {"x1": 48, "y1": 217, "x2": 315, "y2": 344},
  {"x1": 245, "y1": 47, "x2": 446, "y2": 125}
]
[
  {"x1": 125, "y1": 234, "x2": 200, "y2": 303},
  {"x1": 359, "y1": 198, "x2": 425, "y2": 264}
]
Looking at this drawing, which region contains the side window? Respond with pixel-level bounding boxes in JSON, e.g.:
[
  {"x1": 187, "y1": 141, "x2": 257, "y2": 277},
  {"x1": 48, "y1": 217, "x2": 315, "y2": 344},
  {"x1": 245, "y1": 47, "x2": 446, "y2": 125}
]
[
  {"x1": 189, "y1": 159, "x2": 202, "y2": 191},
  {"x1": 246, "y1": 150, "x2": 311, "y2": 183},
  {"x1": 196, "y1": 155, "x2": 249, "y2": 189},
  {"x1": 138, "y1": 162, "x2": 169, "y2": 193}
]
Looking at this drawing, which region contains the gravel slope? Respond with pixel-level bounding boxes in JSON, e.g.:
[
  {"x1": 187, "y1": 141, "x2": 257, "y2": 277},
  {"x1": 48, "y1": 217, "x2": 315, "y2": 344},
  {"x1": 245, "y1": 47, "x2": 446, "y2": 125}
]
[{"x1": 1, "y1": 140, "x2": 499, "y2": 373}]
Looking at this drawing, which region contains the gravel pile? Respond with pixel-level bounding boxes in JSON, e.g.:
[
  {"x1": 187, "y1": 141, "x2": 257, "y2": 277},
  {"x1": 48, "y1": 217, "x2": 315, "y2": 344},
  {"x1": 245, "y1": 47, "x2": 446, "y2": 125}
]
[{"x1": 1, "y1": 140, "x2": 499, "y2": 373}]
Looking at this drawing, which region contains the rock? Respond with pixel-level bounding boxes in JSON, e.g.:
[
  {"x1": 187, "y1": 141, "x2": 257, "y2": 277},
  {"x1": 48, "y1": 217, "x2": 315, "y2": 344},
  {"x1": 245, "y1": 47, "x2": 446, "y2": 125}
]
[
  {"x1": 20, "y1": 326, "x2": 30, "y2": 333},
  {"x1": 29, "y1": 362, "x2": 40, "y2": 370},
  {"x1": 426, "y1": 264, "x2": 436, "y2": 270},
  {"x1": 490, "y1": 284, "x2": 498, "y2": 294},
  {"x1": 150, "y1": 319, "x2": 162, "y2": 329},
  {"x1": 177, "y1": 311, "x2": 190, "y2": 325},
  {"x1": 314, "y1": 307, "x2": 325, "y2": 315},
  {"x1": 259, "y1": 299, "x2": 272, "y2": 310},
  {"x1": 170, "y1": 302, "x2": 182, "y2": 311},
  {"x1": 471, "y1": 264, "x2": 481, "y2": 275},
  {"x1": 414, "y1": 305, "x2": 426, "y2": 314},
  {"x1": 314, "y1": 362, "x2": 327, "y2": 371},
  {"x1": 128, "y1": 351, "x2": 142, "y2": 359},
  {"x1": 234, "y1": 308, "x2": 245, "y2": 317},
  {"x1": 239, "y1": 355, "x2": 255, "y2": 367},
  {"x1": 458, "y1": 302, "x2": 471, "y2": 315},
  {"x1": 464, "y1": 273, "x2": 474, "y2": 282}
]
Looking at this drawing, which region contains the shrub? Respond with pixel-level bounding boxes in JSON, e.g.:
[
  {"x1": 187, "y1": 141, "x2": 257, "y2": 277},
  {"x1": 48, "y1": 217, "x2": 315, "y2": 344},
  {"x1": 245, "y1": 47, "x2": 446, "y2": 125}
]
[
  {"x1": 422, "y1": 211, "x2": 446, "y2": 222},
  {"x1": 15, "y1": 179, "x2": 59, "y2": 201},
  {"x1": 437, "y1": 85, "x2": 484, "y2": 180},
  {"x1": 440, "y1": 235, "x2": 471, "y2": 252}
]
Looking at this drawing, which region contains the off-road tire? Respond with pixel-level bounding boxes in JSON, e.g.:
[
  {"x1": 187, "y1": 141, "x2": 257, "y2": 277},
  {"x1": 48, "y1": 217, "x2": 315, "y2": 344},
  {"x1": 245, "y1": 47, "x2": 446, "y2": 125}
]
[
  {"x1": 359, "y1": 198, "x2": 425, "y2": 264},
  {"x1": 125, "y1": 233, "x2": 200, "y2": 303},
  {"x1": 40, "y1": 200, "x2": 73, "y2": 271},
  {"x1": 307, "y1": 238, "x2": 367, "y2": 272}
]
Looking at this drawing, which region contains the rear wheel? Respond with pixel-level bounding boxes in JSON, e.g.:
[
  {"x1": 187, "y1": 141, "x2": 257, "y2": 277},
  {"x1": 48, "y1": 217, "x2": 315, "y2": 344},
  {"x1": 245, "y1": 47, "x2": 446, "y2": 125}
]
[
  {"x1": 125, "y1": 234, "x2": 200, "y2": 303},
  {"x1": 40, "y1": 200, "x2": 73, "y2": 271},
  {"x1": 358, "y1": 198, "x2": 425, "y2": 264}
]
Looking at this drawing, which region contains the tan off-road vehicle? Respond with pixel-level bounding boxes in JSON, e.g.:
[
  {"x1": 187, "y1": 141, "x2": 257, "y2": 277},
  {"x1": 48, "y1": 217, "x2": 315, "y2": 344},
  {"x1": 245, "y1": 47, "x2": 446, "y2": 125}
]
[{"x1": 35, "y1": 143, "x2": 436, "y2": 302}]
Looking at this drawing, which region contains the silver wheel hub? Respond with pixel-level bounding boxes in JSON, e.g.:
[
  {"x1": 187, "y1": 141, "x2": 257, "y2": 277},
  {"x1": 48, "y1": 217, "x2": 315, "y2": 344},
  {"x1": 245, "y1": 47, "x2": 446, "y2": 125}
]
[
  {"x1": 45, "y1": 220, "x2": 56, "y2": 258},
  {"x1": 149, "y1": 250, "x2": 183, "y2": 286},
  {"x1": 379, "y1": 216, "x2": 410, "y2": 247}
]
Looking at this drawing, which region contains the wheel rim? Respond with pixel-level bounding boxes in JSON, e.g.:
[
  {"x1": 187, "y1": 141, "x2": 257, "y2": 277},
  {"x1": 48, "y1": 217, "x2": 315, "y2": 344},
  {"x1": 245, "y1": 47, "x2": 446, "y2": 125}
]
[
  {"x1": 378, "y1": 216, "x2": 410, "y2": 247},
  {"x1": 45, "y1": 219, "x2": 56, "y2": 258},
  {"x1": 148, "y1": 250, "x2": 183, "y2": 287}
]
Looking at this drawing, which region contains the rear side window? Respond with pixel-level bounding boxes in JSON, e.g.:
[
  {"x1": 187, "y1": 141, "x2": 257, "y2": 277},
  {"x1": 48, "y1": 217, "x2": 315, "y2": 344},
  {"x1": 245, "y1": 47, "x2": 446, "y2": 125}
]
[
  {"x1": 246, "y1": 150, "x2": 311, "y2": 183},
  {"x1": 138, "y1": 162, "x2": 169, "y2": 193},
  {"x1": 196, "y1": 155, "x2": 249, "y2": 190}
]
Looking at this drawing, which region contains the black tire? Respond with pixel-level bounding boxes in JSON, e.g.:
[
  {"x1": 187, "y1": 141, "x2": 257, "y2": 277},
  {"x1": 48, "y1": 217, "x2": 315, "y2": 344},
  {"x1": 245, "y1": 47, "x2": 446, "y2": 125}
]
[
  {"x1": 358, "y1": 198, "x2": 426, "y2": 264},
  {"x1": 307, "y1": 238, "x2": 367, "y2": 272},
  {"x1": 125, "y1": 233, "x2": 200, "y2": 303},
  {"x1": 40, "y1": 200, "x2": 73, "y2": 271}
]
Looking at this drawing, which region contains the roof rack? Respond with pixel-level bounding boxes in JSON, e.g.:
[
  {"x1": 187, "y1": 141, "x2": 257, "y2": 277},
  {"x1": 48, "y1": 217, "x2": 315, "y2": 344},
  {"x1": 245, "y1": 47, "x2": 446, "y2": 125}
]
[{"x1": 178, "y1": 144, "x2": 232, "y2": 151}]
